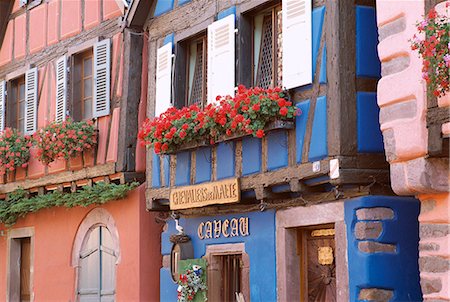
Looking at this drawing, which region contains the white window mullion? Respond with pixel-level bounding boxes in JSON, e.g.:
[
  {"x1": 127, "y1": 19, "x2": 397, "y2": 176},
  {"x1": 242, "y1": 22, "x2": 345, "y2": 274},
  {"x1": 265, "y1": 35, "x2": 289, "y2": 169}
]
[
  {"x1": 55, "y1": 55, "x2": 67, "y2": 122},
  {"x1": 207, "y1": 14, "x2": 235, "y2": 104},
  {"x1": 282, "y1": 0, "x2": 312, "y2": 89},
  {"x1": 155, "y1": 42, "x2": 173, "y2": 117},
  {"x1": 24, "y1": 67, "x2": 38, "y2": 135},
  {"x1": 93, "y1": 39, "x2": 111, "y2": 118}
]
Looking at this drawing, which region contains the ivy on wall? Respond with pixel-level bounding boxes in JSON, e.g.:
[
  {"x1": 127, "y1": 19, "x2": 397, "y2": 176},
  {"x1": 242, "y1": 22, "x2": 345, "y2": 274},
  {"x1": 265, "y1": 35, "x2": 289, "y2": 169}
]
[{"x1": 0, "y1": 182, "x2": 138, "y2": 226}]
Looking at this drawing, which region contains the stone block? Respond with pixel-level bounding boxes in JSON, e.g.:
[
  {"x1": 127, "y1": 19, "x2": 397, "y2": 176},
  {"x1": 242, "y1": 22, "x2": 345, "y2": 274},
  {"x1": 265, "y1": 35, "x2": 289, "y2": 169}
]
[
  {"x1": 420, "y1": 224, "x2": 450, "y2": 239},
  {"x1": 419, "y1": 243, "x2": 440, "y2": 252},
  {"x1": 356, "y1": 207, "x2": 394, "y2": 220},
  {"x1": 358, "y1": 288, "x2": 393, "y2": 302},
  {"x1": 358, "y1": 241, "x2": 396, "y2": 253},
  {"x1": 421, "y1": 277, "x2": 442, "y2": 295},
  {"x1": 355, "y1": 221, "x2": 383, "y2": 240},
  {"x1": 419, "y1": 256, "x2": 450, "y2": 273}
]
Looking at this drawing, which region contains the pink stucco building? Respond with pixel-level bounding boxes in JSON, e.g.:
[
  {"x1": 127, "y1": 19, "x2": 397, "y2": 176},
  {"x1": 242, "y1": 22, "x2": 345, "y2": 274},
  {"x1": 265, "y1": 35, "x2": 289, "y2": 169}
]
[{"x1": 375, "y1": 0, "x2": 449, "y2": 300}]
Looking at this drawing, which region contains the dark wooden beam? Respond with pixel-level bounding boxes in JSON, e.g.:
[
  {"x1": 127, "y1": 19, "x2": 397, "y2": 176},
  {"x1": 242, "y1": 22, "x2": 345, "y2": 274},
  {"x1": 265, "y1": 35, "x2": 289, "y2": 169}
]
[
  {"x1": 116, "y1": 28, "x2": 144, "y2": 172},
  {"x1": 326, "y1": 0, "x2": 357, "y2": 156}
]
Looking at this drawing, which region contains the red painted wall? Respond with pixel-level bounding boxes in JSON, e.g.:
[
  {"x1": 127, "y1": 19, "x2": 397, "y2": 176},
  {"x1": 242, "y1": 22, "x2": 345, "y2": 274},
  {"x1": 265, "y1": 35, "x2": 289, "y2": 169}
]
[{"x1": 0, "y1": 184, "x2": 161, "y2": 301}]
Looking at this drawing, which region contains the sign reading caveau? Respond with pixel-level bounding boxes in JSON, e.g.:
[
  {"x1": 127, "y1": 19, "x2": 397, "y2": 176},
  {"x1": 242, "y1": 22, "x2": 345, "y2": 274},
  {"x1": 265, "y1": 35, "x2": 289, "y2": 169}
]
[
  {"x1": 198, "y1": 217, "x2": 249, "y2": 240},
  {"x1": 169, "y1": 178, "x2": 240, "y2": 210}
]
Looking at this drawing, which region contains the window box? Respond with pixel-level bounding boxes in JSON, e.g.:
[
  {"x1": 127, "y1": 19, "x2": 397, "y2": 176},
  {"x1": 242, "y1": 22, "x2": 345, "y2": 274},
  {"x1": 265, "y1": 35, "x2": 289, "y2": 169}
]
[{"x1": 165, "y1": 119, "x2": 294, "y2": 155}]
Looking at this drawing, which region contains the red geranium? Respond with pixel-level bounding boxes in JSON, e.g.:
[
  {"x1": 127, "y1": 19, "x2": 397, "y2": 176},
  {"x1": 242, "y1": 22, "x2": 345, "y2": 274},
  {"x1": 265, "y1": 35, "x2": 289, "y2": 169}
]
[
  {"x1": 33, "y1": 118, "x2": 97, "y2": 164},
  {"x1": 138, "y1": 85, "x2": 300, "y2": 154},
  {"x1": 411, "y1": 4, "x2": 450, "y2": 97},
  {"x1": 0, "y1": 128, "x2": 32, "y2": 175}
]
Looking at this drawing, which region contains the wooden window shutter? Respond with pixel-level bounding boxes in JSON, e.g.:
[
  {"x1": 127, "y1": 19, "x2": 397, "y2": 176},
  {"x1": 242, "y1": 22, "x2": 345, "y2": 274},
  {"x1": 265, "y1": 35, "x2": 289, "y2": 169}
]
[
  {"x1": 207, "y1": 14, "x2": 235, "y2": 104},
  {"x1": 24, "y1": 67, "x2": 38, "y2": 135},
  {"x1": 93, "y1": 39, "x2": 111, "y2": 118},
  {"x1": 0, "y1": 80, "x2": 5, "y2": 131},
  {"x1": 282, "y1": 0, "x2": 312, "y2": 89},
  {"x1": 55, "y1": 55, "x2": 67, "y2": 122},
  {"x1": 155, "y1": 42, "x2": 173, "y2": 116}
]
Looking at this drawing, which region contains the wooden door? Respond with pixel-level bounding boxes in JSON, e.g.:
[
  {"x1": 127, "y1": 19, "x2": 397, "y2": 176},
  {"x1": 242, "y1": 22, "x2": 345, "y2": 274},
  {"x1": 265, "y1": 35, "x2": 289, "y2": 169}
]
[{"x1": 298, "y1": 226, "x2": 336, "y2": 302}]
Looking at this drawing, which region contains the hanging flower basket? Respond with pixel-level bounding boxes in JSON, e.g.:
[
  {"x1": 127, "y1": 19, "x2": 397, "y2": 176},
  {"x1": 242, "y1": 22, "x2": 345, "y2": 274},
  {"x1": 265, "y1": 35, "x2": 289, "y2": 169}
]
[
  {"x1": 33, "y1": 118, "x2": 97, "y2": 165},
  {"x1": 177, "y1": 264, "x2": 207, "y2": 302},
  {"x1": 411, "y1": 3, "x2": 450, "y2": 98},
  {"x1": 0, "y1": 128, "x2": 32, "y2": 175},
  {"x1": 139, "y1": 85, "x2": 300, "y2": 154}
]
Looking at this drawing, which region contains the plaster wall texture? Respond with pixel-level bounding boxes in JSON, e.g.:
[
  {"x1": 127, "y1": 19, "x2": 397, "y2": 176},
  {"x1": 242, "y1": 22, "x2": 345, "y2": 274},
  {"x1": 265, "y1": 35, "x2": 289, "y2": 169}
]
[
  {"x1": 0, "y1": 184, "x2": 161, "y2": 302},
  {"x1": 375, "y1": 1, "x2": 450, "y2": 300}
]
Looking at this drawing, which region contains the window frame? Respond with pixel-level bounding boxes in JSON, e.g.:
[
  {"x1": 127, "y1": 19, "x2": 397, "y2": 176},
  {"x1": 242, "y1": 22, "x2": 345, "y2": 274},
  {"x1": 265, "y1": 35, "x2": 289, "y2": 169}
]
[
  {"x1": 248, "y1": 2, "x2": 282, "y2": 89},
  {"x1": 204, "y1": 243, "x2": 250, "y2": 302},
  {"x1": 72, "y1": 48, "x2": 95, "y2": 121},
  {"x1": 174, "y1": 31, "x2": 208, "y2": 109},
  {"x1": 6, "y1": 75, "x2": 26, "y2": 133}
]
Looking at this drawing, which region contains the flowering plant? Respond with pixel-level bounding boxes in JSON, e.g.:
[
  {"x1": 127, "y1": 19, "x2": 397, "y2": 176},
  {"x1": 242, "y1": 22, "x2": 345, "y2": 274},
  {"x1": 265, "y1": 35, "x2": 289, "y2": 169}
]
[
  {"x1": 411, "y1": 3, "x2": 450, "y2": 97},
  {"x1": 139, "y1": 85, "x2": 300, "y2": 154},
  {"x1": 177, "y1": 264, "x2": 207, "y2": 302},
  {"x1": 0, "y1": 128, "x2": 32, "y2": 175},
  {"x1": 33, "y1": 119, "x2": 97, "y2": 164}
]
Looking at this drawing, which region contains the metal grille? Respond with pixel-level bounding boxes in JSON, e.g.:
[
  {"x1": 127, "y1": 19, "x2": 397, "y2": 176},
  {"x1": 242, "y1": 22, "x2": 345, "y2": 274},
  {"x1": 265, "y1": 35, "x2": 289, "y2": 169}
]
[
  {"x1": 189, "y1": 42, "x2": 204, "y2": 105},
  {"x1": 256, "y1": 15, "x2": 274, "y2": 89},
  {"x1": 221, "y1": 254, "x2": 242, "y2": 302}
]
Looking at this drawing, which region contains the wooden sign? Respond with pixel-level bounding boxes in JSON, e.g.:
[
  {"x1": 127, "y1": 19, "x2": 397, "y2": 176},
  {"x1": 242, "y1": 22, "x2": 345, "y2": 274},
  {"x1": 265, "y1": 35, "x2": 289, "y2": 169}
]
[{"x1": 170, "y1": 178, "x2": 240, "y2": 210}]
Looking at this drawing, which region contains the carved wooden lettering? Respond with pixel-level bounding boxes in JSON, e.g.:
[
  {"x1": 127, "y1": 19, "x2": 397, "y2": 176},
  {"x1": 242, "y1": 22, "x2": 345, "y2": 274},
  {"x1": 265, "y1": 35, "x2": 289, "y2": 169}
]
[
  {"x1": 197, "y1": 217, "x2": 250, "y2": 240},
  {"x1": 170, "y1": 178, "x2": 240, "y2": 210}
]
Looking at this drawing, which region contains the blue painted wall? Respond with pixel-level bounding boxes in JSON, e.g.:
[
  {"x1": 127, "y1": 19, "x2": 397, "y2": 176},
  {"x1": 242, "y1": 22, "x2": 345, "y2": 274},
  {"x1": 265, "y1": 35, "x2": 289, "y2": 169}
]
[
  {"x1": 267, "y1": 130, "x2": 288, "y2": 171},
  {"x1": 217, "y1": 6, "x2": 236, "y2": 20},
  {"x1": 195, "y1": 147, "x2": 212, "y2": 184},
  {"x1": 216, "y1": 142, "x2": 235, "y2": 180},
  {"x1": 308, "y1": 96, "x2": 328, "y2": 161},
  {"x1": 345, "y1": 196, "x2": 422, "y2": 302},
  {"x1": 160, "y1": 210, "x2": 277, "y2": 302},
  {"x1": 163, "y1": 155, "x2": 170, "y2": 186},
  {"x1": 152, "y1": 152, "x2": 161, "y2": 188},
  {"x1": 242, "y1": 137, "x2": 262, "y2": 176},
  {"x1": 153, "y1": 0, "x2": 175, "y2": 17},
  {"x1": 356, "y1": 6, "x2": 381, "y2": 78},
  {"x1": 296, "y1": 100, "x2": 311, "y2": 163},
  {"x1": 312, "y1": 6, "x2": 326, "y2": 80},
  {"x1": 175, "y1": 151, "x2": 191, "y2": 186},
  {"x1": 357, "y1": 92, "x2": 384, "y2": 153}
]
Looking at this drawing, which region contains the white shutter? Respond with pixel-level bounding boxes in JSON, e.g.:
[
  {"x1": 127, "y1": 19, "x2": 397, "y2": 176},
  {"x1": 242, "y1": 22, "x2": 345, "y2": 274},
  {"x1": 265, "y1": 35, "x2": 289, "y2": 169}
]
[
  {"x1": 93, "y1": 39, "x2": 111, "y2": 118},
  {"x1": 24, "y1": 67, "x2": 38, "y2": 135},
  {"x1": 207, "y1": 14, "x2": 235, "y2": 104},
  {"x1": 282, "y1": 0, "x2": 312, "y2": 89},
  {"x1": 0, "y1": 80, "x2": 5, "y2": 132},
  {"x1": 155, "y1": 42, "x2": 172, "y2": 117},
  {"x1": 55, "y1": 55, "x2": 67, "y2": 122}
]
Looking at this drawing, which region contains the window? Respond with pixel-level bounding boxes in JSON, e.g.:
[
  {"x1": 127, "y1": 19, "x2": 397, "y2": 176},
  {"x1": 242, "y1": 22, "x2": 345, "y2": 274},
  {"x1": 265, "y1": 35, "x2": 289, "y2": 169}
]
[
  {"x1": 186, "y1": 35, "x2": 207, "y2": 106},
  {"x1": 7, "y1": 227, "x2": 34, "y2": 302},
  {"x1": 7, "y1": 76, "x2": 26, "y2": 133},
  {"x1": 62, "y1": 39, "x2": 111, "y2": 122},
  {"x1": 253, "y1": 5, "x2": 283, "y2": 89},
  {"x1": 205, "y1": 243, "x2": 249, "y2": 302},
  {"x1": 2, "y1": 67, "x2": 38, "y2": 135},
  {"x1": 73, "y1": 49, "x2": 94, "y2": 121},
  {"x1": 78, "y1": 225, "x2": 117, "y2": 301}
]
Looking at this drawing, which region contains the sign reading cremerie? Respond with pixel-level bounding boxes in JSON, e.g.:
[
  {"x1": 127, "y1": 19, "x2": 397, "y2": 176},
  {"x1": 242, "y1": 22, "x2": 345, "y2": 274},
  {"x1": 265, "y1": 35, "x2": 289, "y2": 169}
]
[{"x1": 169, "y1": 178, "x2": 240, "y2": 210}]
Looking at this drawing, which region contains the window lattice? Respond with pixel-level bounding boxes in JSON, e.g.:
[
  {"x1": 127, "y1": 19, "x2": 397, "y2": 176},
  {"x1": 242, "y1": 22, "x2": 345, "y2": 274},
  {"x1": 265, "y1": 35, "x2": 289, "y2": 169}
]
[
  {"x1": 256, "y1": 15, "x2": 273, "y2": 89},
  {"x1": 189, "y1": 42, "x2": 204, "y2": 105}
]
